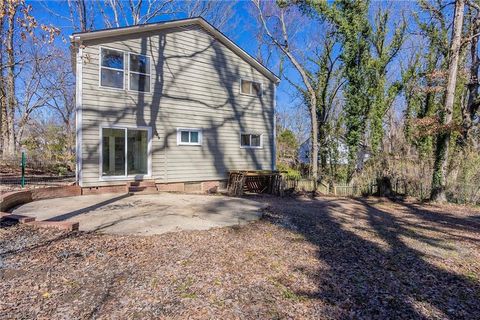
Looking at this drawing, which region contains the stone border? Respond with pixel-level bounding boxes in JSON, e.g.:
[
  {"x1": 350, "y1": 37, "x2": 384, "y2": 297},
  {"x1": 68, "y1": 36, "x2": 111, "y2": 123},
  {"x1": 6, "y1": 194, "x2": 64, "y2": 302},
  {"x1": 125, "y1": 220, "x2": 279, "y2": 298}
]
[
  {"x1": 0, "y1": 186, "x2": 83, "y2": 231},
  {"x1": 0, "y1": 180, "x2": 228, "y2": 231},
  {"x1": 0, "y1": 185, "x2": 82, "y2": 212}
]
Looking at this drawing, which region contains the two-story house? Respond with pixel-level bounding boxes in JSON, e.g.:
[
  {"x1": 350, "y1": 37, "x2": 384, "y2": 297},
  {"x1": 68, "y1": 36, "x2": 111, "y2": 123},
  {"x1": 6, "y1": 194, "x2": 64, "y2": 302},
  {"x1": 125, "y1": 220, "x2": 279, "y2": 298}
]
[{"x1": 71, "y1": 17, "x2": 279, "y2": 193}]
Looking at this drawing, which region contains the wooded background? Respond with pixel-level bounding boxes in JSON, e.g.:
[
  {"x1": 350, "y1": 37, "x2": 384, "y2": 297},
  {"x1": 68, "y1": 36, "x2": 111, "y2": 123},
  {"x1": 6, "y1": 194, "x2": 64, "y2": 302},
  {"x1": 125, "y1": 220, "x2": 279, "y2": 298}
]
[{"x1": 0, "y1": 0, "x2": 479, "y2": 203}]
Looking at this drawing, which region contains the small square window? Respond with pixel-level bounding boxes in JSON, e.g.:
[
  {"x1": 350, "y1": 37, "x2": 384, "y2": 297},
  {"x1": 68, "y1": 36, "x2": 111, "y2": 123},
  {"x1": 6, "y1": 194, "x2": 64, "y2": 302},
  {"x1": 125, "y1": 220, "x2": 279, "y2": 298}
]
[
  {"x1": 240, "y1": 80, "x2": 262, "y2": 96},
  {"x1": 241, "y1": 133, "x2": 262, "y2": 148},
  {"x1": 178, "y1": 128, "x2": 202, "y2": 145}
]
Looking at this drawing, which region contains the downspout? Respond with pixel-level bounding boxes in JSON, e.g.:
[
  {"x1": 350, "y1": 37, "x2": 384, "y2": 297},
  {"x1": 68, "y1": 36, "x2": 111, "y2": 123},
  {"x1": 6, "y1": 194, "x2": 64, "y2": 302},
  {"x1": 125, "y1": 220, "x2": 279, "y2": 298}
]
[
  {"x1": 272, "y1": 83, "x2": 277, "y2": 171},
  {"x1": 73, "y1": 37, "x2": 83, "y2": 187}
]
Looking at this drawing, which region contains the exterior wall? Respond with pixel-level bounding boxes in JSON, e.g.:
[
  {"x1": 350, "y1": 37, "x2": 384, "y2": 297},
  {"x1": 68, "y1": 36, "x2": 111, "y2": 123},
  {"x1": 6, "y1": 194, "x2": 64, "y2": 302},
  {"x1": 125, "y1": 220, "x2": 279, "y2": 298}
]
[{"x1": 78, "y1": 24, "x2": 275, "y2": 187}]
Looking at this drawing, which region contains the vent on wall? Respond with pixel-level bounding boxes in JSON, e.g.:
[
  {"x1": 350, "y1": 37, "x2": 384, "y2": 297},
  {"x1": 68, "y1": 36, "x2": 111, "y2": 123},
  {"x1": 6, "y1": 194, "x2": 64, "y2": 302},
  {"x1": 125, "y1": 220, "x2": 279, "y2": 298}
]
[{"x1": 184, "y1": 182, "x2": 202, "y2": 192}]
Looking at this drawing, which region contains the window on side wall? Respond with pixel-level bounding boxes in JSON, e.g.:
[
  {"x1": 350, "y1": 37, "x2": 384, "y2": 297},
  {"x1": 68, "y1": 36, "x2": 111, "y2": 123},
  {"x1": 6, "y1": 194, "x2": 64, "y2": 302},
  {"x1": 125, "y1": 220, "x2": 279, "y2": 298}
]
[
  {"x1": 240, "y1": 133, "x2": 262, "y2": 148},
  {"x1": 129, "y1": 53, "x2": 151, "y2": 92},
  {"x1": 240, "y1": 79, "x2": 262, "y2": 96},
  {"x1": 177, "y1": 128, "x2": 202, "y2": 145},
  {"x1": 100, "y1": 48, "x2": 124, "y2": 89}
]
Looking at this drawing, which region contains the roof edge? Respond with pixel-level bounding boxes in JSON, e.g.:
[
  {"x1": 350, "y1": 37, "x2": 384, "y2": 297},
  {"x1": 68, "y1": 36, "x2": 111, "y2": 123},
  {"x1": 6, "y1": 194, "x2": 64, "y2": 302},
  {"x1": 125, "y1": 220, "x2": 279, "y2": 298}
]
[{"x1": 70, "y1": 17, "x2": 280, "y2": 84}]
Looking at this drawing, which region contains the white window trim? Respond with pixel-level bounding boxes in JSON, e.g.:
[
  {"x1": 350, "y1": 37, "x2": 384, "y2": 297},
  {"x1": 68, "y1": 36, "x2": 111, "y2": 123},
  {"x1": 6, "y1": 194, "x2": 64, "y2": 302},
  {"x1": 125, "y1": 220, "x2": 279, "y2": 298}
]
[
  {"x1": 99, "y1": 46, "x2": 125, "y2": 91},
  {"x1": 240, "y1": 78, "x2": 263, "y2": 97},
  {"x1": 177, "y1": 128, "x2": 203, "y2": 146},
  {"x1": 240, "y1": 133, "x2": 263, "y2": 149},
  {"x1": 127, "y1": 52, "x2": 153, "y2": 94},
  {"x1": 99, "y1": 125, "x2": 153, "y2": 181},
  {"x1": 98, "y1": 46, "x2": 153, "y2": 94}
]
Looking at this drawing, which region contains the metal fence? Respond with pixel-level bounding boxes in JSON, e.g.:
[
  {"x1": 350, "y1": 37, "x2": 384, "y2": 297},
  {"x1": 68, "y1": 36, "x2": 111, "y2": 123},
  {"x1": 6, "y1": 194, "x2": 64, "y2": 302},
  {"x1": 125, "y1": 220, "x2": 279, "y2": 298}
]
[
  {"x1": 0, "y1": 174, "x2": 75, "y2": 193},
  {"x1": 284, "y1": 177, "x2": 480, "y2": 205},
  {"x1": 284, "y1": 178, "x2": 375, "y2": 196}
]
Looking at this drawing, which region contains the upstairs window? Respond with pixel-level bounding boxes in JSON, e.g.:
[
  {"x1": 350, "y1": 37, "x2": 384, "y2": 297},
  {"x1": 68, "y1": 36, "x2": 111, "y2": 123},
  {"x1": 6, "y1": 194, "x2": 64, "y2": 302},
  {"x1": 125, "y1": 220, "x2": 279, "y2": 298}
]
[
  {"x1": 129, "y1": 53, "x2": 151, "y2": 92},
  {"x1": 177, "y1": 128, "x2": 202, "y2": 145},
  {"x1": 240, "y1": 79, "x2": 262, "y2": 96},
  {"x1": 240, "y1": 133, "x2": 262, "y2": 148},
  {"x1": 100, "y1": 48, "x2": 124, "y2": 89}
]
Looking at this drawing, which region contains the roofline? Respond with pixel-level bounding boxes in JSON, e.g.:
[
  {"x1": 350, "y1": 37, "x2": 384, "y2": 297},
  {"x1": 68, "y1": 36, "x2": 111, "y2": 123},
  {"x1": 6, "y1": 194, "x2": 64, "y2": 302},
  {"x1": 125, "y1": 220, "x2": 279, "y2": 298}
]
[{"x1": 70, "y1": 17, "x2": 280, "y2": 84}]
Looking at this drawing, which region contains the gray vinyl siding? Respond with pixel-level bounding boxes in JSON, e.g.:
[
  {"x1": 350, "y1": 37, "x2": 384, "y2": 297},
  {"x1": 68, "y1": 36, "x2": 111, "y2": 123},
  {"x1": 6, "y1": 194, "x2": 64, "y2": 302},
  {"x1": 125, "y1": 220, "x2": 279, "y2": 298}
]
[{"x1": 79, "y1": 24, "x2": 274, "y2": 187}]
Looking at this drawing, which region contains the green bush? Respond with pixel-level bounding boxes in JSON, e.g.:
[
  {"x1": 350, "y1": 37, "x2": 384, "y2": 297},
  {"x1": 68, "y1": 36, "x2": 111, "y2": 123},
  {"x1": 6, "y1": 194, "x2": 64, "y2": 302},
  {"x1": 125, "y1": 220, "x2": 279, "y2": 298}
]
[{"x1": 277, "y1": 163, "x2": 302, "y2": 180}]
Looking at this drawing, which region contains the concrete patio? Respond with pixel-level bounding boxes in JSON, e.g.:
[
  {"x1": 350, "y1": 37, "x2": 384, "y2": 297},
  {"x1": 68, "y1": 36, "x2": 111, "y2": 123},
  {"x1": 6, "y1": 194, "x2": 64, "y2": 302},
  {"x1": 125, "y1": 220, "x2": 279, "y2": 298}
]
[{"x1": 12, "y1": 193, "x2": 266, "y2": 235}]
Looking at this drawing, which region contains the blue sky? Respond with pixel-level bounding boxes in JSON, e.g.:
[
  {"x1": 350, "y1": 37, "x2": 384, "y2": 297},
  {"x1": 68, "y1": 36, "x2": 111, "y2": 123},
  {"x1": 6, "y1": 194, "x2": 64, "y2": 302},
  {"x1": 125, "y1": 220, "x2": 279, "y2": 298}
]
[
  {"x1": 27, "y1": 0, "x2": 428, "y2": 133},
  {"x1": 28, "y1": 0, "x2": 301, "y2": 116}
]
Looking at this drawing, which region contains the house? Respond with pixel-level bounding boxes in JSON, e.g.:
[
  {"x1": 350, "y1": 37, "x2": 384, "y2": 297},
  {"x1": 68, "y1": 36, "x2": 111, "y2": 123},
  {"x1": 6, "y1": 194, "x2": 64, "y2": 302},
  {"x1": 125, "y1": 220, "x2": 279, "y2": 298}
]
[
  {"x1": 71, "y1": 17, "x2": 280, "y2": 193},
  {"x1": 299, "y1": 138, "x2": 369, "y2": 169}
]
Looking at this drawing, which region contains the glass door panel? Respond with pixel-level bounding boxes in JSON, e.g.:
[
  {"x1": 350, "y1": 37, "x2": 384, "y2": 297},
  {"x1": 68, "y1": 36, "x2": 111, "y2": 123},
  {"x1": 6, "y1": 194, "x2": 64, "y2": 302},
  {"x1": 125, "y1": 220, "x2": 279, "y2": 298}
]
[
  {"x1": 127, "y1": 129, "x2": 148, "y2": 175},
  {"x1": 102, "y1": 128, "x2": 126, "y2": 176}
]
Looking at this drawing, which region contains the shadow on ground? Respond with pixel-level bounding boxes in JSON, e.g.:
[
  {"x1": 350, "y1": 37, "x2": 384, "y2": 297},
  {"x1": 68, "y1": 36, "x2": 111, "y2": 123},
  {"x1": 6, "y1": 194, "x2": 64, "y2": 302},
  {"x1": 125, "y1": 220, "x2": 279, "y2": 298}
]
[{"x1": 265, "y1": 196, "x2": 480, "y2": 318}]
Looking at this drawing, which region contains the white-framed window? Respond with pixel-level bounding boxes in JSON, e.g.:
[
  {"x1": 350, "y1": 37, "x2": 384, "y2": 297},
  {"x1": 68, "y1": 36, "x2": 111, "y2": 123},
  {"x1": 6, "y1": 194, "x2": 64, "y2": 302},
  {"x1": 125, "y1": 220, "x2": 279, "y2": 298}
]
[
  {"x1": 240, "y1": 133, "x2": 262, "y2": 148},
  {"x1": 177, "y1": 128, "x2": 202, "y2": 146},
  {"x1": 100, "y1": 126, "x2": 151, "y2": 179},
  {"x1": 129, "y1": 52, "x2": 151, "y2": 92},
  {"x1": 240, "y1": 79, "x2": 262, "y2": 96},
  {"x1": 100, "y1": 48, "x2": 124, "y2": 89}
]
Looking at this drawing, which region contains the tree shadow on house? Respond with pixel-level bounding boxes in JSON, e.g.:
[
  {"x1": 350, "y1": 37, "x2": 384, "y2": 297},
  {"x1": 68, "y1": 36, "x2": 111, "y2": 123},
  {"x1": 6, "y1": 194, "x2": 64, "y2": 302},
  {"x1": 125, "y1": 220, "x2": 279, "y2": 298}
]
[
  {"x1": 79, "y1": 23, "x2": 274, "y2": 183},
  {"x1": 265, "y1": 196, "x2": 480, "y2": 318}
]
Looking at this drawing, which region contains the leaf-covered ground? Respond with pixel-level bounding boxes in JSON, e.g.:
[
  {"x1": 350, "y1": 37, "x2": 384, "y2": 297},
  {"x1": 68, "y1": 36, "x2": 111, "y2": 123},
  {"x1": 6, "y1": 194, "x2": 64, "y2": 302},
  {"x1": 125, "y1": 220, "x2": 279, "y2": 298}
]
[{"x1": 1, "y1": 196, "x2": 479, "y2": 319}]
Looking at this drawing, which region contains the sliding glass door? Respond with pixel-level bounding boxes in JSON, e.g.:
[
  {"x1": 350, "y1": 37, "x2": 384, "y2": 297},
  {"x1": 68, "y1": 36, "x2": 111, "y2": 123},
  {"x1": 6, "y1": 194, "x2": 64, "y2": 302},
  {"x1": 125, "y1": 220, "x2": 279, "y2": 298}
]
[{"x1": 101, "y1": 127, "x2": 150, "y2": 178}]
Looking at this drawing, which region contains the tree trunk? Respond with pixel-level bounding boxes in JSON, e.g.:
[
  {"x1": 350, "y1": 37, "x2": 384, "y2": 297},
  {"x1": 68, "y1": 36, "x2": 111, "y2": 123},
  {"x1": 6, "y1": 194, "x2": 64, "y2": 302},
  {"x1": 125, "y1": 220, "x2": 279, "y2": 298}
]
[
  {"x1": 0, "y1": 12, "x2": 4, "y2": 155},
  {"x1": 252, "y1": 2, "x2": 319, "y2": 183},
  {"x1": 463, "y1": 12, "x2": 479, "y2": 143},
  {"x1": 4, "y1": 3, "x2": 16, "y2": 158},
  {"x1": 310, "y1": 95, "x2": 318, "y2": 183},
  {"x1": 430, "y1": 0, "x2": 465, "y2": 202}
]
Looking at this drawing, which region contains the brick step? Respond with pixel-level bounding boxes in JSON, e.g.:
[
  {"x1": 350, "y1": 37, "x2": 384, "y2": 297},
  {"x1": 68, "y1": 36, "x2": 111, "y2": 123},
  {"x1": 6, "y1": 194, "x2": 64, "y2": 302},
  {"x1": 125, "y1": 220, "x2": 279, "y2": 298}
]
[
  {"x1": 0, "y1": 213, "x2": 78, "y2": 231},
  {"x1": 27, "y1": 221, "x2": 79, "y2": 231},
  {"x1": 128, "y1": 180, "x2": 156, "y2": 188},
  {"x1": 0, "y1": 213, "x2": 36, "y2": 223},
  {"x1": 128, "y1": 186, "x2": 158, "y2": 194}
]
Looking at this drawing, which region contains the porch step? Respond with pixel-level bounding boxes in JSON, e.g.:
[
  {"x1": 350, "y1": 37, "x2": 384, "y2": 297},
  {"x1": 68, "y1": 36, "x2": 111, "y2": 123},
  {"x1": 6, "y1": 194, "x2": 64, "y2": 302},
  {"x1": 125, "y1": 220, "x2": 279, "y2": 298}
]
[
  {"x1": 0, "y1": 213, "x2": 36, "y2": 223},
  {"x1": 128, "y1": 180, "x2": 156, "y2": 188},
  {"x1": 128, "y1": 185, "x2": 158, "y2": 195}
]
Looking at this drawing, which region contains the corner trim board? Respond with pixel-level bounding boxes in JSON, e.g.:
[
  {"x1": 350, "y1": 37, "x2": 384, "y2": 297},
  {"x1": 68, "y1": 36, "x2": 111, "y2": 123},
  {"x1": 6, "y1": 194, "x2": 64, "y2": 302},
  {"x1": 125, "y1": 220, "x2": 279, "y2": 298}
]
[
  {"x1": 75, "y1": 44, "x2": 83, "y2": 187},
  {"x1": 272, "y1": 84, "x2": 277, "y2": 171}
]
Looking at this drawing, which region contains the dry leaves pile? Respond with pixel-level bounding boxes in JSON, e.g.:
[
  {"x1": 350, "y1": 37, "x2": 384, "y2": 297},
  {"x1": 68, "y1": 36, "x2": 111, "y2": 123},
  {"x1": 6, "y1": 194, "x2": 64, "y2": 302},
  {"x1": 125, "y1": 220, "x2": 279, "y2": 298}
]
[{"x1": 1, "y1": 197, "x2": 479, "y2": 319}]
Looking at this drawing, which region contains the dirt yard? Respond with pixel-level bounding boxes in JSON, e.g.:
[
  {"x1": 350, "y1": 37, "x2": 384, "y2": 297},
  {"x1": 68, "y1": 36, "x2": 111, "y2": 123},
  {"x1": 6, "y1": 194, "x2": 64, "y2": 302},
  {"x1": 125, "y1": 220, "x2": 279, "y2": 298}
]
[{"x1": 1, "y1": 196, "x2": 479, "y2": 319}]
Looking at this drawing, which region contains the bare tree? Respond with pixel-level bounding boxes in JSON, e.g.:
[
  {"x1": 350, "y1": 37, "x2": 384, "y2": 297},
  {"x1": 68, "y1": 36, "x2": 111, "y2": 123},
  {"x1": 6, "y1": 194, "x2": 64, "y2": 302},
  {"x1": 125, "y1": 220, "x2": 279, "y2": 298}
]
[
  {"x1": 99, "y1": 0, "x2": 173, "y2": 27},
  {"x1": 0, "y1": 0, "x2": 58, "y2": 159},
  {"x1": 252, "y1": 0, "x2": 319, "y2": 182},
  {"x1": 463, "y1": 0, "x2": 480, "y2": 143},
  {"x1": 0, "y1": 0, "x2": 5, "y2": 153},
  {"x1": 4, "y1": 0, "x2": 18, "y2": 157},
  {"x1": 177, "y1": 0, "x2": 237, "y2": 30},
  {"x1": 431, "y1": 0, "x2": 466, "y2": 202}
]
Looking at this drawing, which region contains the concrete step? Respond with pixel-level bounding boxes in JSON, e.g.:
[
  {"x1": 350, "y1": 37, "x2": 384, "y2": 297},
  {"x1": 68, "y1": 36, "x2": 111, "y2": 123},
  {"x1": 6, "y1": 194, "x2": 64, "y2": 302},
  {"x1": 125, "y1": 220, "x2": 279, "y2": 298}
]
[
  {"x1": 0, "y1": 213, "x2": 36, "y2": 223},
  {"x1": 1, "y1": 211, "x2": 78, "y2": 231},
  {"x1": 27, "y1": 220, "x2": 79, "y2": 231},
  {"x1": 128, "y1": 186, "x2": 158, "y2": 195},
  {"x1": 128, "y1": 180, "x2": 156, "y2": 188}
]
